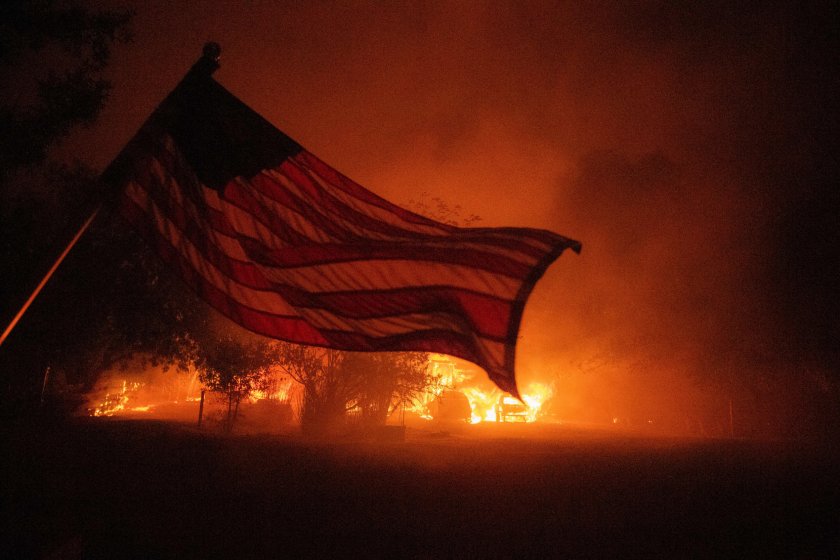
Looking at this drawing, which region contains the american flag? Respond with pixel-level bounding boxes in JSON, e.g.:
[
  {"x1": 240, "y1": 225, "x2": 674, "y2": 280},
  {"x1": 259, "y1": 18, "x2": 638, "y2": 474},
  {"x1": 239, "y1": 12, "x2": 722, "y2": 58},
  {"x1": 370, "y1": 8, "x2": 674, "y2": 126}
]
[{"x1": 106, "y1": 58, "x2": 580, "y2": 396}]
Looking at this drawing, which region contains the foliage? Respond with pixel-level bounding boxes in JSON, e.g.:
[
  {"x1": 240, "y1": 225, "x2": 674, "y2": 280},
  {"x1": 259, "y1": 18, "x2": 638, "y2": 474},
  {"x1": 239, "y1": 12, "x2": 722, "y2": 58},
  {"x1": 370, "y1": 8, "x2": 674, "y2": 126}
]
[
  {"x1": 273, "y1": 344, "x2": 352, "y2": 433},
  {"x1": 0, "y1": 0, "x2": 133, "y2": 179},
  {"x1": 198, "y1": 335, "x2": 275, "y2": 431},
  {"x1": 342, "y1": 351, "x2": 431, "y2": 425},
  {"x1": 0, "y1": 2, "x2": 135, "y2": 417},
  {"x1": 272, "y1": 342, "x2": 431, "y2": 432},
  {"x1": 406, "y1": 192, "x2": 481, "y2": 227},
  {"x1": 0, "y1": 4, "x2": 223, "y2": 418}
]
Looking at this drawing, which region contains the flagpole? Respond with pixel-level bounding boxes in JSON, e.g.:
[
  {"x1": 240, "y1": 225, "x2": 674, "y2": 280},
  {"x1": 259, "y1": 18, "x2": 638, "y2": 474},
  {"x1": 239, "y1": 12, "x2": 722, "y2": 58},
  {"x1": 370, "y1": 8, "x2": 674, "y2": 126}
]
[
  {"x1": 0, "y1": 206, "x2": 101, "y2": 348},
  {"x1": 0, "y1": 43, "x2": 222, "y2": 350}
]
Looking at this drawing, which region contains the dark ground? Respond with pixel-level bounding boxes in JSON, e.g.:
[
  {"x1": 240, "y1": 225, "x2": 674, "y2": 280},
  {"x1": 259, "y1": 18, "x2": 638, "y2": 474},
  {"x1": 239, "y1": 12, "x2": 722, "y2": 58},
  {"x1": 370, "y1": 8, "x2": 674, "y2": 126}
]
[{"x1": 2, "y1": 419, "x2": 838, "y2": 559}]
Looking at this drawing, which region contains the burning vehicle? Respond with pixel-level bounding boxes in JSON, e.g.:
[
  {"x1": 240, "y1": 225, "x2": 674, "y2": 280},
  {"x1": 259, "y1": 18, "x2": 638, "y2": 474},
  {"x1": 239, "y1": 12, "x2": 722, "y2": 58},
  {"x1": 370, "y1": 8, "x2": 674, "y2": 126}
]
[{"x1": 496, "y1": 395, "x2": 528, "y2": 422}]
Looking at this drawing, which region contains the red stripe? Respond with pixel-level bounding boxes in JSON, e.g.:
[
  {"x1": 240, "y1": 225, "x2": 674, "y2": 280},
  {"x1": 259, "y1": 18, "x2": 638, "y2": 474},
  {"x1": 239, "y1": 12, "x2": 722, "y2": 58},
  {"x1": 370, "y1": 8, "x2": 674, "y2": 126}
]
[
  {"x1": 148, "y1": 139, "x2": 569, "y2": 265},
  {"x1": 311, "y1": 288, "x2": 511, "y2": 340},
  {"x1": 274, "y1": 157, "x2": 568, "y2": 260},
  {"x1": 246, "y1": 172, "x2": 361, "y2": 241},
  {"x1": 222, "y1": 181, "x2": 312, "y2": 245},
  {"x1": 127, "y1": 183, "x2": 275, "y2": 290}
]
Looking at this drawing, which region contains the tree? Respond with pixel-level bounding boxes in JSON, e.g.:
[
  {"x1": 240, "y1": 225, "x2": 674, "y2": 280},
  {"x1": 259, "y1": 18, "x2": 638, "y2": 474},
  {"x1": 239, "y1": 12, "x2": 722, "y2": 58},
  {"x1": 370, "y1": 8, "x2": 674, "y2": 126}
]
[
  {"x1": 342, "y1": 351, "x2": 430, "y2": 426},
  {"x1": 197, "y1": 335, "x2": 274, "y2": 432},
  {"x1": 0, "y1": 2, "x2": 135, "y2": 416},
  {"x1": 273, "y1": 344, "x2": 354, "y2": 434},
  {"x1": 273, "y1": 342, "x2": 433, "y2": 433},
  {"x1": 0, "y1": 0, "x2": 133, "y2": 180},
  {"x1": 406, "y1": 192, "x2": 481, "y2": 227}
]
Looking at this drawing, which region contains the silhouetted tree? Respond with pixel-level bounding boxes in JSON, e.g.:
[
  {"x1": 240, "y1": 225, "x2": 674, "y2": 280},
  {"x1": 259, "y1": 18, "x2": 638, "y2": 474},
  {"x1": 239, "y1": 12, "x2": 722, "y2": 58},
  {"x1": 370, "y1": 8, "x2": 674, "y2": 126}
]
[
  {"x1": 198, "y1": 335, "x2": 274, "y2": 432},
  {"x1": 273, "y1": 342, "x2": 432, "y2": 433},
  {"x1": 0, "y1": 2, "x2": 136, "y2": 417},
  {"x1": 273, "y1": 344, "x2": 354, "y2": 434},
  {"x1": 0, "y1": 0, "x2": 133, "y2": 179},
  {"x1": 343, "y1": 351, "x2": 430, "y2": 426}
]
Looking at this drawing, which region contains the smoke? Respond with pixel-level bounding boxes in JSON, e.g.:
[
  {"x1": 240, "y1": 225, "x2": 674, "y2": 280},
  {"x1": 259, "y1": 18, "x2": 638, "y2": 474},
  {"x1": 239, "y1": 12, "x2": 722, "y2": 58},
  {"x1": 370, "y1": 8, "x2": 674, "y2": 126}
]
[{"x1": 65, "y1": 1, "x2": 837, "y2": 434}]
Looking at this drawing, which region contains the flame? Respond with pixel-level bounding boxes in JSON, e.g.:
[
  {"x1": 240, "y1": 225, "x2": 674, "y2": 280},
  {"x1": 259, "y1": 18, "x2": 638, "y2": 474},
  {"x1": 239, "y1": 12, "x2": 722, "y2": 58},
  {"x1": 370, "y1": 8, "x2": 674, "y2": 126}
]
[
  {"x1": 249, "y1": 378, "x2": 292, "y2": 404},
  {"x1": 521, "y1": 382, "x2": 553, "y2": 422},
  {"x1": 87, "y1": 366, "x2": 204, "y2": 417},
  {"x1": 462, "y1": 386, "x2": 501, "y2": 423},
  {"x1": 91, "y1": 380, "x2": 142, "y2": 417},
  {"x1": 407, "y1": 355, "x2": 554, "y2": 423}
]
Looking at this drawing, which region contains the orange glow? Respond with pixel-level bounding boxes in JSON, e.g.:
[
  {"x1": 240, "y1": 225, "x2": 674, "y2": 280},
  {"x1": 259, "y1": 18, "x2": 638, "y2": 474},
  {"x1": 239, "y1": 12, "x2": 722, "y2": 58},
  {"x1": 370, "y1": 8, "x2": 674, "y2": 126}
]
[
  {"x1": 87, "y1": 366, "x2": 204, "y2": 418},
  {"x1": 249, "y1": 378, "x2": 292, "y2": 404},
  {"x1": 409, "y1": 355, "x2": 555, "y2": 424}
]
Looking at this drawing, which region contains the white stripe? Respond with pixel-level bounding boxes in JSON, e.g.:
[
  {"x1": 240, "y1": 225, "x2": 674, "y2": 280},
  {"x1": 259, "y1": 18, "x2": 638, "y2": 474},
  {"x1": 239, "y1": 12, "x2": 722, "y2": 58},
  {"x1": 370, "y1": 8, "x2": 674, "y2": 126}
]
[
  {"x1": 202, "y1": 186, "x2": 290, "y2": 250},
  {"x1": 296, "y1": 309, "x2": 467, "y2": 339},
  {"x1": 265, "y1": 168, "x2": 406, "y2": 241},
  {"x1": 475, "y1": 336, "x2": 507, "y2": 370},
  {"x1": 151, "y1": 137, "x2": 553, "y2": 266},
  {"x1": 293, "y1": 154, "x2": 558, "y2": 253},
  {"x1": 130, "y1": 174, "x2": 530, "y2": 293},
  {"x1": 149, "y1": 141, "x2": 311, "y2": 248}
]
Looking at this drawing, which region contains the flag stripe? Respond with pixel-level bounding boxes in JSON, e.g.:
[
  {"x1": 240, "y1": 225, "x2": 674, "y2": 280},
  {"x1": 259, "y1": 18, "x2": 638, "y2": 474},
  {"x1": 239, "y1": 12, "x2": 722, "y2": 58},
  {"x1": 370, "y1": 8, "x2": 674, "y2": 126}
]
[
  {"x1": 128, "y1": 170, "x2": 522, "y2": 297},
  {"x1": 276, "y1": 155, "x2": 562, "y2": 257},
  {"x1": 128, "y1": 173, "x2": 520, "y2": 309},
  {"x1": 151, "y1": 132, "x2": 564, "y2": 263},
  {"x1": 296, "y1": 150, "x2": 455, "y2": 230}
]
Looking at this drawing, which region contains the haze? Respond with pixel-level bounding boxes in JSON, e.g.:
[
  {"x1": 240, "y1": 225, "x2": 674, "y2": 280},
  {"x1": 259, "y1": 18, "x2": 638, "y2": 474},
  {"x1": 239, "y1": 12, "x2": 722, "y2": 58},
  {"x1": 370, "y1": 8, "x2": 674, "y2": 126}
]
[{"x1": 62, "y1": 1, "x2": 838, "y2": 434}]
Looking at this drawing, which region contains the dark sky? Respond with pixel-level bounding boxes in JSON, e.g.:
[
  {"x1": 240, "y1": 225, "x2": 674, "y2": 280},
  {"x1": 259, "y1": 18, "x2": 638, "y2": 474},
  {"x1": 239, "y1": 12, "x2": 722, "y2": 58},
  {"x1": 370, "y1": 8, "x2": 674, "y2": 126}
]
[{"x1": 68, "y1": 1, "x2": 838, "y2": 403}]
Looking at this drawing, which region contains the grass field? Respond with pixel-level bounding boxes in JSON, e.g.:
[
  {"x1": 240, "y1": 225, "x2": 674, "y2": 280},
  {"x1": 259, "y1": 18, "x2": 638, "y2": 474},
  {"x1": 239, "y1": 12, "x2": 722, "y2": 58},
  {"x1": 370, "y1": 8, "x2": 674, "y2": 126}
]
[{"x1": 3, "y1": 419, "x2": 838, "y2": 558}]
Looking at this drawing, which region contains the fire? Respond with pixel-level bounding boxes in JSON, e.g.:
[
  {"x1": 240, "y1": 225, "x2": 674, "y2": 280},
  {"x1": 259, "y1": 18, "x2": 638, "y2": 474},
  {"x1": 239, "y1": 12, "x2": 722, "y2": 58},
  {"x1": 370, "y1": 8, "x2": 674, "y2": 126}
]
[
  {"x1": 87, "y1": 367, "x2": 294, "y2": 420},
  {"x1": 521, "y1": 382, "x2": 553, "y2": 422},
  {"x1": 249, "y1": 378, "x2": 292, "y2": 403},
  {"x1": 91, "y1": 380, "x2": 142, "y2": 417},
  {"x1": 87, "y1": 366, "x2": 203, "y2": 417},
  {"x1": 409, "y1": 355, "x2": 554, "y2": 423},
  {"x1": 461, "y1": 386, "x2": 501, "y2": 422},
  {"x1": 87, "y1": 357, "x2": 555, "y2": 427}
]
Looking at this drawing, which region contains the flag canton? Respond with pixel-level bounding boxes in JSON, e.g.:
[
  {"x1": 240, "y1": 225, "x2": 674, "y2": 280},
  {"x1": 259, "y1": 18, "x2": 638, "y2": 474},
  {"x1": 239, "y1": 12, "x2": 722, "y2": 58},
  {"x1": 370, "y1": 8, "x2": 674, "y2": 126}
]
[{"x1": 165, "y1": 74, "x2": 302, "y2": 191}]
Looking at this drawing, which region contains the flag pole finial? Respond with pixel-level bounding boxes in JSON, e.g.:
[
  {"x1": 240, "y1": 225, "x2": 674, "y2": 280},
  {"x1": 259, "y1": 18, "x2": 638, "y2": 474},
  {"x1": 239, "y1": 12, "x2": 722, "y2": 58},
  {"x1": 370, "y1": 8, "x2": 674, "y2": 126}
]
[
  {"x1": 192, "y1": 42, "x2": 221, "y2": 76},
  {"x1": 203, "y1": 42, "x2": 221, "y2": 62}
]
